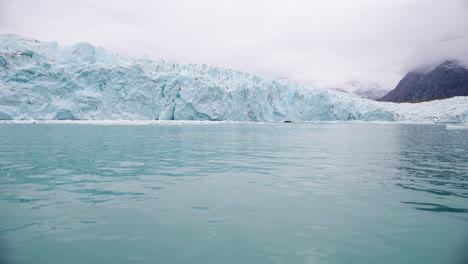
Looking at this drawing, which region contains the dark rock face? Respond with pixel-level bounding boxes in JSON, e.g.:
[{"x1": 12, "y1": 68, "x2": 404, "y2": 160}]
[{"x1": 382, "y1": 60, "x2": 468, "y2": 102}]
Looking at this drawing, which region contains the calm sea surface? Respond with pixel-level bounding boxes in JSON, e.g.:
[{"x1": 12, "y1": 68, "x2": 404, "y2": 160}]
[{"x1": 0, "y1": 123, "x2": 467, "y2": 264}]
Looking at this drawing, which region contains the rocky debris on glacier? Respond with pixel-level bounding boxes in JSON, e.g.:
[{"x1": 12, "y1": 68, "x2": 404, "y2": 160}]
[{"x1": 0, "y1": 34, "x2": 466, "y2": 123}]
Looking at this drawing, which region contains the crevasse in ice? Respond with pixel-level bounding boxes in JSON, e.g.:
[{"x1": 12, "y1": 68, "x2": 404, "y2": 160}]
[{"x1": 0, "y1": 34, "x2": 467, "y2": 122}]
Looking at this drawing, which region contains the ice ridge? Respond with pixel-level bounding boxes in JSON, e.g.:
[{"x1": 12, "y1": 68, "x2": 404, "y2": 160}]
[{"x1": 0, "y1": 34, "x2": 466, "y2": 123}]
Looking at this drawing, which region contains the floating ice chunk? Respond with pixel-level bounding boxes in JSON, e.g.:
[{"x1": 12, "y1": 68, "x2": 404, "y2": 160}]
[{"x1": 446, "y1": 124, "x2": 468, "y2": 130}]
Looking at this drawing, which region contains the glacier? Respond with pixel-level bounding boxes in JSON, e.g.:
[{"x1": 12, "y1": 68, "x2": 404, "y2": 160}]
[{"x1": 0, "y1": 34, "x2": 467, "y2": 123}]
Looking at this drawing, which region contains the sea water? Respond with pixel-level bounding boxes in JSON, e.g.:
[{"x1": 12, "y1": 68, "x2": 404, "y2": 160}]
[{"x1": 0, "y1": 122, "x2": 467, "y2": 264}]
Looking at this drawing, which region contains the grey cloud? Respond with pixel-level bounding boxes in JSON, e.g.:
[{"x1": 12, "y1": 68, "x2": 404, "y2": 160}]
[{"x1": 0, "y1": 0, "x2": 467, "y2": 89}]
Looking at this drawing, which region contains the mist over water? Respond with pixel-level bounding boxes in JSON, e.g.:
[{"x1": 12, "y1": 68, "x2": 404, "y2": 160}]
[{"x1": 0, "y1": 123, "x2": 467, "y2": 263}]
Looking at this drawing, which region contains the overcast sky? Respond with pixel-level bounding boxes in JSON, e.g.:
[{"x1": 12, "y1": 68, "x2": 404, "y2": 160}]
[{"x1": 1, "y1": 0, "x2": 467, "y2": 89}]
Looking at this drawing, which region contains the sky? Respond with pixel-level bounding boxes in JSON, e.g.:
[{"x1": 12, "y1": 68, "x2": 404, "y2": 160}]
[{"x1": 1, "y1": 0, "x2": 468, "y2": 89}]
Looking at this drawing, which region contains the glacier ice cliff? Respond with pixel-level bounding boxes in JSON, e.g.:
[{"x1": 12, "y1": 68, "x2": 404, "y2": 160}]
[{"x1": 0, "y1": 34, "x2": 467, "y2": 123}]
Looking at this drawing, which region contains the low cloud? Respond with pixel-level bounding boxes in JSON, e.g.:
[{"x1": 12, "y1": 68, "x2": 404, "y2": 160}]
[
  {"x1": 402, "y1": 36, "x2": 468, "y2": 73},
  {"x1": 1, "y1": 0, "x2": 467, "y2": 89}
]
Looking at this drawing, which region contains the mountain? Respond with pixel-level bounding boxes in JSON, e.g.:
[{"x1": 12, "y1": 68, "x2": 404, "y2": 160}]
[
  {"x1": 381, "y1": 60, "x2": 468, "y2": 102},
  {"x1": 0, "y1": 34, "x2": 467, "y2": 123},
  {"x1": 330, "y1": 81, "x2": 390, "y2": 100}
]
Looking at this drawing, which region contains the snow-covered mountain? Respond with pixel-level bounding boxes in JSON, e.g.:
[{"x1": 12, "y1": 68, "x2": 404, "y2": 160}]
[
  {"x1": 0, "y1": 34, "x2": 467, "y2": 123},
  {"x1": 330, "y1": 81, "x2": 390, "y2": 100}
]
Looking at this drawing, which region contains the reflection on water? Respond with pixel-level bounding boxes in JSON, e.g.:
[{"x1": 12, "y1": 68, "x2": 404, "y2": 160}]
[
  {"x1": 401, "y1": 202, "x2": 468, "y2": 213},
  {"x1": 392, "y1": 124, "x2": 468, "y2": 217},
  {"x1": 0, "y1": 123, "x2": 467, "y2": 264}
]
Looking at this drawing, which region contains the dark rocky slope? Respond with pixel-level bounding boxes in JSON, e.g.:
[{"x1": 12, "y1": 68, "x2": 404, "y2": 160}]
[{"x1": 382, "y1": 60, "x2": 468, "y2": 102}]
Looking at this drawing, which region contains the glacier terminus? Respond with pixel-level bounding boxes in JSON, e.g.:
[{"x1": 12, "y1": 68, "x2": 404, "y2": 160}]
[{"x1": 0, "y1": 34, "x2": 467, "y2": 123}]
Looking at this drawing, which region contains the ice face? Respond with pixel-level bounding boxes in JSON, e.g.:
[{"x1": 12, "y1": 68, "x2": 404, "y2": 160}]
[
  {"x1": 380, "y1": 96, "x2": 468, "y2": 123},
  {"x1": 0, "y1": 34, "x2": 466, "y2": 122}
]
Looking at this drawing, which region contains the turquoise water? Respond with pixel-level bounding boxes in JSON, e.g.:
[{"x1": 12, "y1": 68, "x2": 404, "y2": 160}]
[{"x1": 0, "y1": 123, "x2": 467, "y2": 264}]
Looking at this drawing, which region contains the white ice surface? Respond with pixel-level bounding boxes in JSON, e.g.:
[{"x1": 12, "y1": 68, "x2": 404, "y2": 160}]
[{"x1": 381, "y1": 97, "x2": 468, "y2": 123}]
